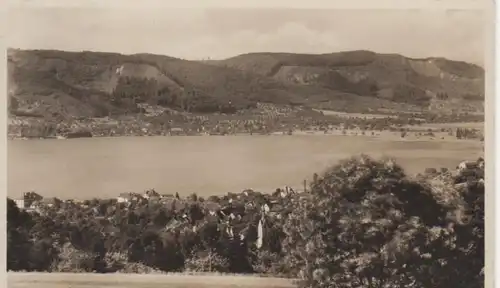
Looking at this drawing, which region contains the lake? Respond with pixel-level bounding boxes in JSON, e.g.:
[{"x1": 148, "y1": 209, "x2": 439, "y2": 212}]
[{"x1": 8, "y1": 135, "x2": 483, "y2": 199}]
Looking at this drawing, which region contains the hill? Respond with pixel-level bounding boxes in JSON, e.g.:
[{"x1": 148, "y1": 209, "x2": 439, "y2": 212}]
[
  {"x1": 8, "y1": 48, "x2": 484, "y2": 121},
  {"x1": 208, "y1": 51, "x2": 485, "y2": 113}
]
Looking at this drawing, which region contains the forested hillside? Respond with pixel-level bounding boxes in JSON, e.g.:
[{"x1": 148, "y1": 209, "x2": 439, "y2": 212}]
[{"x1": 8, "y1": 49, "x2": 485, "y2": 120}]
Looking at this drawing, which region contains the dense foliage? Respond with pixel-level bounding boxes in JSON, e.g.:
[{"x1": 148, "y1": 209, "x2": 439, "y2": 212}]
[
  {"x1": 282, "y1": 156, "x2": 484, "y2": 288},
  {"x1": 7, "y1": 155, "x2": 484, "y2": 288}
]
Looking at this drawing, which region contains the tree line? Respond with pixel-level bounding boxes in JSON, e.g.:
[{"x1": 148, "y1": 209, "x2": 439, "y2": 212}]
[{"x1": 456, "y1": 128, "x2": 481, "y2": 140}]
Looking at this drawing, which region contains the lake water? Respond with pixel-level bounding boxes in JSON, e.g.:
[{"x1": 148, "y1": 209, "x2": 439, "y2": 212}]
[{"x1": 8, "y1": 135, "x2": 483, "y2": 199}]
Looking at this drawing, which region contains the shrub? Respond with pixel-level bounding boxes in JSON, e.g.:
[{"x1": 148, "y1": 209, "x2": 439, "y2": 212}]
[{"x1": 184, "y1": 251, "x2": 230, "y2": 273}]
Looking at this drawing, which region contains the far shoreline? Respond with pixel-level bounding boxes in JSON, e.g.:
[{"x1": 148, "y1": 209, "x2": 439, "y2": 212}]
[{"x1": 7, "y1": 129, "x2": 484, "y2": 145}]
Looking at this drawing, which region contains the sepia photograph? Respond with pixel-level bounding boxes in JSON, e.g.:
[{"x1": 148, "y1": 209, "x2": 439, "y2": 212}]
[{"x1": 5, "y1": 1, "x2": 490, "y2": 288}]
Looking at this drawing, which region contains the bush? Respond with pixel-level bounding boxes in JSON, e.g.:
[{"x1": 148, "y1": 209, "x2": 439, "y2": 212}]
[
  {"x1": 51, "y1": 243, "x2": 97, "y2": 273},
  {"x1": 185, "y1": 251, "x2": 230, "y2": 273}
]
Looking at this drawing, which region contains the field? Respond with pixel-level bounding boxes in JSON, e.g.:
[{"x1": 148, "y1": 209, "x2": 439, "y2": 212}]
[
  {"x1": 7, "y1": 273, "x2": 296, "y2": 288},
  {"x1": 7, "y1": 135, "x2": 483, "y2": 199},
  {"x1": 315, "y1": 109, "x2": 398, "y2": 119},
  {"x1": 416, "y1": 122, "x2": 485, "y2": 129}
]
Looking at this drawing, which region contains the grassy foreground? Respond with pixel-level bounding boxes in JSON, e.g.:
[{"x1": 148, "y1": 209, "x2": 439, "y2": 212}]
[{"x1": 8, "y1": 272, "x2": 296, "y2": 288}]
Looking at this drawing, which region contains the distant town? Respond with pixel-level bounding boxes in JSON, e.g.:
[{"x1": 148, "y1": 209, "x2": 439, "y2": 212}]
[{"x1": 8, "y1": 102, "x2": 484, "y2": 140}]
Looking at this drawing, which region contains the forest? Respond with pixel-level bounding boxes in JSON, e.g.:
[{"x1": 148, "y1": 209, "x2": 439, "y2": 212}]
[{"x1": 7, "y1": 155, "x2": 484, "y2": 288}]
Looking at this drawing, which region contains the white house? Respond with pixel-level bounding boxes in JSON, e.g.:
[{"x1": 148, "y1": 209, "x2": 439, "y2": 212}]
[
  {"x1": 143, "y1": 189, "x2": 160, "y2": 199},
  {"x1": 42, "y1": 197, "x2": 61, "y2": 208},
  {"x1": 478, "y1": 159, "x2": 485, "y2": 169},
  {"x1": 14, "y1": 199, "x2": 26, "y2": 209},
  {"x1": 457, "y1": 161, "x2": 477, "y2": 171},
  {"x1": 204, "y1": 202, "x2": 221, "y2": 216},
  {"x1": 117, "y1": 192, "x2": 142, "y2": 203},
  {"x1": 14, "y1": 191, "x2": 43, "y2": 210}
]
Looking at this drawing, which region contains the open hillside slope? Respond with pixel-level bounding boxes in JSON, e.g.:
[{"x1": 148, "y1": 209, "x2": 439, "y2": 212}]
[
  {"x1": 8, "y1": 48, "x2": 484, "y2": 121},
  {"x1": 209, "y1": 50, "x2": 485, "y2": 113}
]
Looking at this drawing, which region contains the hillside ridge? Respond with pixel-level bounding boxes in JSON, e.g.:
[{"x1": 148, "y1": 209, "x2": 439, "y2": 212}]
[{"x1": 8, "y1": 48, "x2": 485, "y2": 121}]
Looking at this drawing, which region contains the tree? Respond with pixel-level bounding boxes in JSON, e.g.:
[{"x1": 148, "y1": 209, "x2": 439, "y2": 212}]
[
  {"x1": 440, "y1": 161, "x2": 484, "y2": 287},
  {"x1": 456, "y1": 128, "x2": 462, "y2": 139},
  {"x1": 188, "y1": 203, "x2": 204, "y2": 224},
  {"x1": 9, "y1": 96, "x2": 19, "y2": 111},
  {"x1": 30, "y1": 238, "x2": 59, "y2": 271},
  {"x1": 189, "y1": 193, "x2": 198, "y2": 202},
  {"x1": 52, "y1": 242, "x2": 96, "y2": 272},
  {"x1": 7, "y1": 199, "x2": 34, "y2": 271},
  {"x1": 282, "y1": 155, "x2": 451, "y2": 288}
]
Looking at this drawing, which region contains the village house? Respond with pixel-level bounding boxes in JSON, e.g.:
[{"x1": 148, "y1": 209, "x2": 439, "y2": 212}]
[
  {"x1": 204, "y1": 202, "x2": 221, "y2": 216},
  {"x1": 28, "y1": 200, "x2": 42, "y2": 210},
  {"x1": 41, "y1": 197, "x2": 62, "y2": 208},
  {"x1": 117, "y1": 192, "x2": 142, "y2": 203},
  {"x1": 457, "y1": 160, "x2": 478, "y2": 171},
  {"x1": 163, "y1": 198, "x2": 188, "y2": 213},
  {"x1": 477, "y1": 157, "x2": 485, "y2": 169},
  {"x1": 269, "y1": 203, "x2": 285, "y2": 219},
  {"x1": 244, "y1": 201, "x2": 255, "y2": 210},
  {"x1": 14, "y1": 191, "x2": 43, "y2": 210},
  {"x1": 204, "y1": 212, "x2": 221, "y2": 225},
  {"x1": 14, "y1": 198, "x2": 26, "y2": 210},
  {"x1": 147, "y1": 195, "x2": 161, "y2": 203},
  {"x1": 73, "y1": 199, "x2": 84, "y2": 205},
  {"x1": 142, "y1": 189, "x2": 160, "y2": 200},
  {"x1": 242, "y1": 189, "x2": 255, "y2": 197}
]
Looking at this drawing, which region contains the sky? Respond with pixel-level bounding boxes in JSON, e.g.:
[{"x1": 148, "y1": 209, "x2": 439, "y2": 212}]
[{"x1": 7, "y1": 7, "x2": 486, "y2": 65}]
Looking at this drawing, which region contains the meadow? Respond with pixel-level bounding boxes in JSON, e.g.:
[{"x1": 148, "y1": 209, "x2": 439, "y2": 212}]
[
  {"x1": 7, "y1": 273, "x2": 296, "y2": 288},
  {"x1": 315, "y1": 109, "x2": 398, "y2": 119},
  {"x1": 7, "y1": 134, "x2": 483, "y2": 199}
]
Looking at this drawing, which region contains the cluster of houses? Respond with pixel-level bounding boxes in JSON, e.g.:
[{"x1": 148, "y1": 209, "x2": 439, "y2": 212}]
[
  {"x1": 11, "y1": 185, "x2": 304, "y2": 247},
  {"x1": 10, "y1": 157, "x2": 484, "y2": 255},
  {"x1": 13, "y1": 185, "x2": 302, "y2": 222},
  {"x1": 12, "y1": 157, "x2": 484, "y2": 252},
  {"x1": 13, "y1": 191, "x2": 62, "y2": 211}
]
